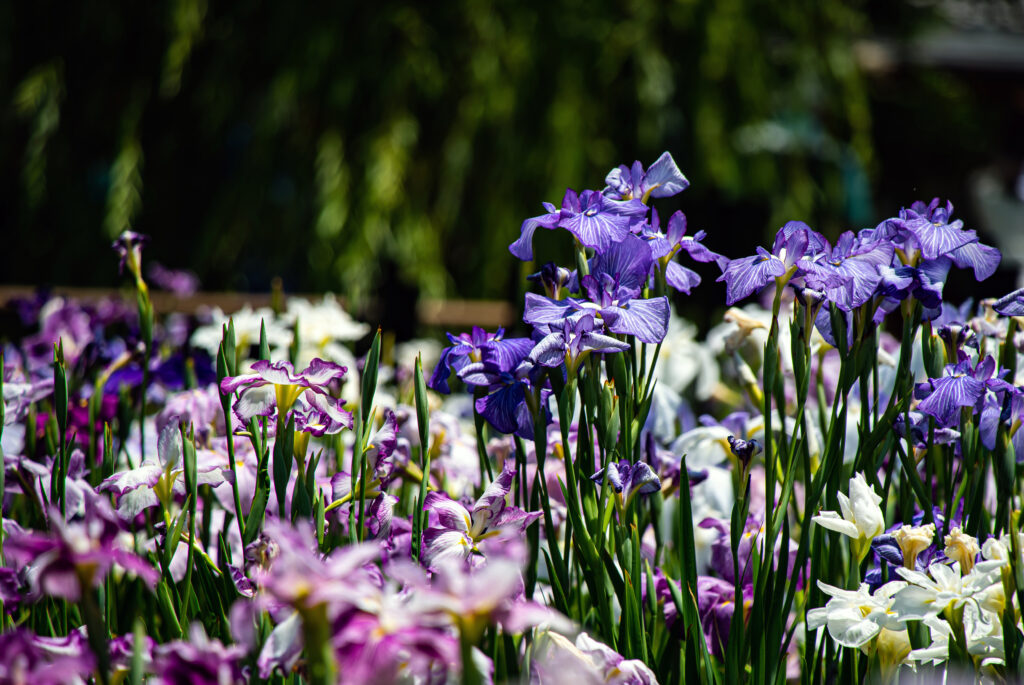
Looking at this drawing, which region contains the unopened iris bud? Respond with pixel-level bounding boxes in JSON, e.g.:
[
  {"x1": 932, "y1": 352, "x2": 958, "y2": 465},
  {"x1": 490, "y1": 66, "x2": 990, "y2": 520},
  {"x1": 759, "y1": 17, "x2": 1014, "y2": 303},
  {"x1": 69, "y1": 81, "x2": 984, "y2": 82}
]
[
  {"x1": 528, "y1": 262, "x2": 573, "y2": 299},
  {"x1": 944, "y1": 527, "x2": 980, "y2": 574},
  {"x1": 727, "y1": 436, "x2": 762, "y2": 464}
]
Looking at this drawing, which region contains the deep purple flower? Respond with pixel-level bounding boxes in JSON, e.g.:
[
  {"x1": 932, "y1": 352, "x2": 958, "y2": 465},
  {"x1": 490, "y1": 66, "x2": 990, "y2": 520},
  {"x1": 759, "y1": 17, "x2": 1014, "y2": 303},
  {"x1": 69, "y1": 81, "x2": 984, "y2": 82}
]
[
  {"x1": 527, "y1": 262, "x2": 573, "y2": 299},
  {"x1": 0, "y1": 628, "x2": 96, "y2": 684},
  {"x1": 913, "y1": 353, "x2": 1004, "y2": 427},
  {"x1": 524, "y1": 276, "x2": 670, "y2": 345},
  {"x1": 603, "y1": 151, "x2": 690, "y2": 202},
  {"x1": 873, "y1": 257, "x2": 952, "y2": 324},
  {"x1": 894, "y1": 199, "x2": 976, "y2": 261},
  {"x1": 638, "y1": 210, "x2": 725, "y2": 294},
  {"x1": 4, "y1": 497, "x2": 159, "y2": 601},
  {"x1": 112, "y1": 230, "x2": 149, "y2": 276},
  {"x1": 697, "y1": 575, "x2": 751, "y2": 659},
  {"x1": 459, "y1": 347, "x2": 550, "y2": 440},
  {"x1": 589, "y1": 459, "x2": 661, "y2": 505},
  {"x1": 727, "y1": 435, "x2": 762, "y2": 463},
  {"x1": 428, "y1": 327, "x2": 532, "y2": 394},
  {"x1": 994, "y1": 288, "x2": 1024, "y2": 317}
]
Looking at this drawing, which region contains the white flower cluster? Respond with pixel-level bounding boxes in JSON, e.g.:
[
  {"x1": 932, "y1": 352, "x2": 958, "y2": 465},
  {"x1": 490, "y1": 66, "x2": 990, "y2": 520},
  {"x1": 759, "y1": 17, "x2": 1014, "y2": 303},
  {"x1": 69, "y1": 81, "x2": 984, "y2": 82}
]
[{"x1": 810, "y1": 474, "x2": 1019, "y2": 677}]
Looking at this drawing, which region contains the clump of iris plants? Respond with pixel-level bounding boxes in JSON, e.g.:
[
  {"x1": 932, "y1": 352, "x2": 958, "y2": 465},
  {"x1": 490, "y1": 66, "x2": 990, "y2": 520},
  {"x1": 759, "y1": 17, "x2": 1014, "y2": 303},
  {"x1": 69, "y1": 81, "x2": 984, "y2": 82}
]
[{"x1": 1, "y1": 152, "x2": 1022, "y2": 685}]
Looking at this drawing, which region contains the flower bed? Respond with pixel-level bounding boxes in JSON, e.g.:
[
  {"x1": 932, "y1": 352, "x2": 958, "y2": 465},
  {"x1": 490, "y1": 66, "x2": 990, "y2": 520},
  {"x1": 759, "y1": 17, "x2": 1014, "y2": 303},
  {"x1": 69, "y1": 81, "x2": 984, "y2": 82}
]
[{"x1": 1, "y1": 152, "x2": 1020, "y2": 684}]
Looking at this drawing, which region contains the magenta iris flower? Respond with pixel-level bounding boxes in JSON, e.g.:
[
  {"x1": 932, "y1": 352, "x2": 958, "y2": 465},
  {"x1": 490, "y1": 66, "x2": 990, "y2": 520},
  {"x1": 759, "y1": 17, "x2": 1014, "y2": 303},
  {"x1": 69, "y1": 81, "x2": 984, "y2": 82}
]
[
  {"x1": 420, "y1": 461, "x2": 541, "y2": 569},
  {"x1": 220, "y1": 358, "x2": 351, "y2": 425}
]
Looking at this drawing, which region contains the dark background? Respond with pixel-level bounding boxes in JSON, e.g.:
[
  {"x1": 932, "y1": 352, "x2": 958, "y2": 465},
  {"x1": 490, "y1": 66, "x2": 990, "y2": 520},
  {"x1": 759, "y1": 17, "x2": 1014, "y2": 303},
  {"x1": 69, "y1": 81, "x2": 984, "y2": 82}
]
[{"x1": 3, "y1": 0, "x2": 1023, "y2": 336}]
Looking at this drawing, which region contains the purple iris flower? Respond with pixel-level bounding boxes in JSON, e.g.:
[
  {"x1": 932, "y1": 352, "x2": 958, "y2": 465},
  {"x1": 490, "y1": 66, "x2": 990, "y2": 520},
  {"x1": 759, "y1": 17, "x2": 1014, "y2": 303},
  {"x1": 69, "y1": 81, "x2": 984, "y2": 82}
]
[
  {"x1": 636, "y1": 210, "x2": 725, "y2": 294},
  {"x1": 914, "y1": 353, "x2": 1008, "y2": 427},
  {"x1": 509, "y1": 189, "x2": 647, "y2": 261},
  {"x1": 893, "y1": 410, "x2": 962, "y2": 449},
  {"x1": 428, "y1": 326, "x2": 533, "y2": 394},
  {"x1": 0, "y1": 628, "x2": 96, "y2": 683},
  {"x1": 528, "y1": 313, "x2": 631, "y2": 372},
  {"x1": 602, "y1": 151, "x2": 690, "y2": 202},
  {"x1": 459, "y1": 351, "x2": 550, "y2": 440},
  {"x1": 872, "y1": 257, "x2": 951, "y2": 324},
  {"x1": 696, "y1": 575, "x2": 752, "y2": 659},
  {"x1": 895, "y1": 199, "x2": 974, "y2": 258},
  {"x1": 4, "y1": 497, "x2": 159, "y2": 601},
  {"x1": 716, "y1": 221, "x2": 833, "y2": 305},
  {"x1": 153, "y1": 624, "x2": 247, "y2": 685},
  {"x1": 147, "y1": 262, "x2": 200, "y2": 297},
  {"x1": 524, "y1": 263, "x2": 670, "y2": 345},
  {"x1": 219, "y1": 358, "x2": 350, "y2": 424},
  {"x1": 994, "y1": 288, "x2": 1024, "y2": 317},
  {"x1": 801, "y1": 231, "x2": 895, "y2": 311},
  {"x1": 589, "y1": 459, "x2": 661, "y2": 505},
  {"x1": 112, "y1": 229, "x2": 149, "y2": 275},
  {"x1": 527, "y1": 262, "x2": 573, "y2": 299}
]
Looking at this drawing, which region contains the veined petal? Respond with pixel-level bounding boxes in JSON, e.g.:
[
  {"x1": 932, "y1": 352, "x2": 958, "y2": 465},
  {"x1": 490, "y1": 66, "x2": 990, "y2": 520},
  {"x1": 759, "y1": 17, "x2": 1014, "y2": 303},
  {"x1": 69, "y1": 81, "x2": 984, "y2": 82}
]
[
  {"x1": 424, "y1": 492, "x2": 472, "y2": 533},
  {"x1": 643, "y1": 151, "x2": 689, "y2": 198},
  {"x1": 717, "y1": 253, "x2": 786, "y2": 305},
  {"x1": 421, "y1": 528, "x2": 473, "y2": 569},
  {"x1": 665, "y1": 260, "x2": 701, "y2": 294},
  {"x1": 523, "y1": 293, "x2": 577, "y2": 326},
  {"x1": 949, "y1": 238, "x2": 1001, "y2": 281},
  {"x1": 601, "y1": 296, "x2": 670, "y2": 344},
  {"x1": 509, "y1": 210, "x2": 560, "y2": 261},
  {"x1": 233, "y1": 385, "x2": 277, "y2": 423}
]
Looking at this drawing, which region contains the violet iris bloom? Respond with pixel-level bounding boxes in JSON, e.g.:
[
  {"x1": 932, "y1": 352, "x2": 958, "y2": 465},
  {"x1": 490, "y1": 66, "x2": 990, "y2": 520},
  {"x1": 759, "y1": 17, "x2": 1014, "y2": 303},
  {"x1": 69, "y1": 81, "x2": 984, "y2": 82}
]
[
  {"x1": 873, "y1": 257, "x2": 951, "y2": 324},
  {"x1": 914, "y1": 354, "x2": 1008, "y2": 427},
  {"x1": 509, "y1": 189, "x2": 647, "y2": 261},
  {"x1": 528, "y1": 313, "x2": 631, "y2": 374},
  {"x1": 459, "y1": 346, "x2": 550, "y2": 440},
  {"x1": 589, "y1": 460, "x2": 661, "y2": 506},
  {"x1": 524, "y1": 274, "x2": 670, "y2": 345},
  {"x1": 428, "y1": 326, "x2": 532, "y2": 394},
  {"x1": 894, "y1": 199, "x2": 980, "y2": 264},
  {"x1": 639, "y1": 210, "x2": 725, "y2": 294},
  {"x1": 603, "y1": 151, "x2": 690, "y2": 202},
  {"x1": 112, "y1": 230, "x2": 149, "y2": 276},
  {"x1": 717, "y1": 221, "x2": 832, "y2": 305},
  {"x1": 697, "y1": 575, "x2": 751, "y2": 659},
  {"x1": 0, "y1": 628, "x2": 96, "y2": 684},
  {"x1": 153, "y1": 624, "x2": 247, "y2": 685},
  {"x1": 801, "y1": 231, "x2": 895, "y2": 311}
]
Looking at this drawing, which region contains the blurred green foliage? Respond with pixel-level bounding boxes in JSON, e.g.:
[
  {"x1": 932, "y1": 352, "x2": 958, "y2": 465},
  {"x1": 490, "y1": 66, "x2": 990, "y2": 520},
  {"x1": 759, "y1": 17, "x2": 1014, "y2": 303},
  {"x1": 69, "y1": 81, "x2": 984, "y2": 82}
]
[{"x1": 1, "y1": 0, "x2": 1016, "y2": 324}]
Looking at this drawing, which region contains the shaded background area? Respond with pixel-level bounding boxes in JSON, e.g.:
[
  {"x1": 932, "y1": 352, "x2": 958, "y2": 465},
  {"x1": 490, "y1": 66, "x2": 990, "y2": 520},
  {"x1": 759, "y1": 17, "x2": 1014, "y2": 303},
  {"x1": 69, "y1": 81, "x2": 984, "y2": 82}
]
[{"x1": 3, "y1": 0, "x2": 1024, "y2": 336}]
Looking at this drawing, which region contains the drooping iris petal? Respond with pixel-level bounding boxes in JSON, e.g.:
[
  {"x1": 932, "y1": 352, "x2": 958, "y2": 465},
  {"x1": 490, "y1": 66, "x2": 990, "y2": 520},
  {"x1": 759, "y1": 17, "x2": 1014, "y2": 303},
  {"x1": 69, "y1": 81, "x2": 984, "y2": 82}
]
[
  {"x1": 717, "y1": 248, "x2": 786, "y2": 306},
  {"x1": 665, "y1": 260, "x2": 701, "y2": 294},
  {"x1": 994, "y1": 288, "x2": 1024, "y2": 316},
  {"x1": 474, "y1": 383, "x2": 533, "y2": 440},
  {"x1": 600, "y1": 296, "x2": 670, "y2": 344},
  {"x1": 523, "y1": 293, "x2": 577, "y2": 326},
  {"x1": 914, "y1": 371, "x2": 986, "y2": 427},
  {"x1": 509, "y1": 202, "x2": 560, "y2": 261},
  {"x1": 949, "y1": 238, "x2": 1001, "y2": 281}
]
